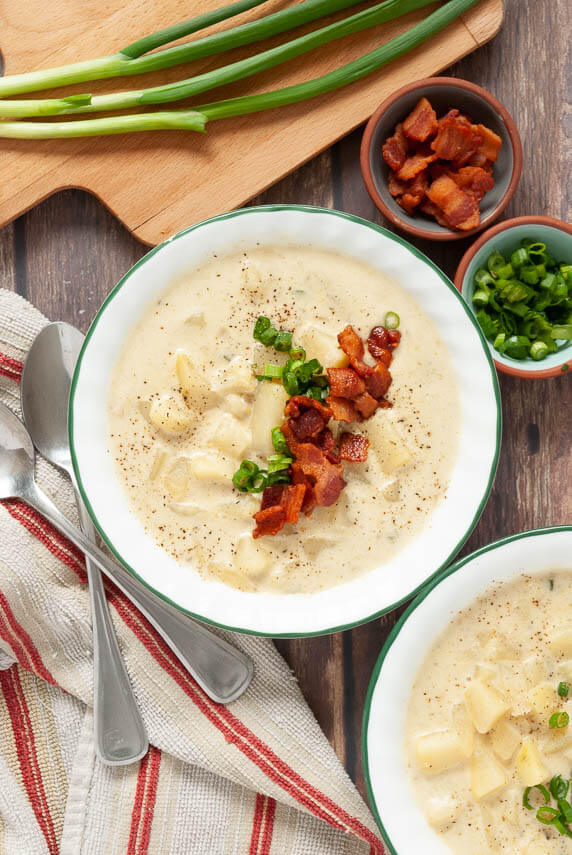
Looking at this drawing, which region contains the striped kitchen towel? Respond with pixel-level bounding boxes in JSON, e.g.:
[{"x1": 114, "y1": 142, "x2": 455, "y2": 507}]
[{"x1": 0, "y1": 289, "x2": 383, "y2": 855}]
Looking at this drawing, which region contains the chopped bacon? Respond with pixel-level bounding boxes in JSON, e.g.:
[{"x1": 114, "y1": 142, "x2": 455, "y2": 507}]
[
  {"x1": 260, "y1": 484, "x2": 286, "y2": 510},
  {"x1": 450, "y1": 165, "x2": 494, "y2": 202},
  {"x1": 397, "y1": 151, "x2": 437, "y2": 182},
  {"x1": 326, "y1": 367, "x2": 365, "y2": 399},
  {"x1": 281, "y1": 420, "x2": 301, "y2": 456},
  {"x1": 294, "y1": 443, "x2": 346, "y2": 507},
  {"x1": 337, "y1": 325, "x2": 372, "y2": 376},
  {"x1": 426, "y1": 174, "x2": 480, "y2": 231},
  {"x1": 474, "y1": 124, "x2": 502, "y2": 162},
  {"x1": 467, "y1": 151, "x2": 493, "y2": 171},
  {"x1": 253, "y1": 505, "x2": 286, "y2": 538},
  {"x1": 419, "y1": 197, "x2": 450, "y2": 228},
  {"x1": 339, "y1": 432, "x2": 369, "y2": 463},
  {"x1": 388, "y1": 173, "x2": 408, "y2": 197},
  {"x1": 289, "y1": 406, "x2": 327, "y2": 440},
  {"x1": 365, "y1": 361, "x2": 392, "y2": 400},
  {"x1": 326, "y1": 395, "x2": 361, "y2": 423},
  {"x1": 402, "y1": 97, "x2": 438, "y2": 142},
  {"x1": 314, "y1": 427, "x2": 336, "y2": 454},
  {"x1": 290, "y1": 464, "x2": 316, "y2": 515},
  {"x1": 284, "y1": 395, "x2": 331, "y2": 422},
  {"x1": 430, "y1": 113, "x2": 480, "y2": 164},
  {"x1": 281, "y1": 483, "x2": 306, "y2": 524},
  {"x1": 398, "y1": 170, "x2": 428, "y2": 214},
  {"x1": 376, "y1": 347, "x2": 392, "y2": 366},
  {"x1": 367, "y1": 325, "x2": 389, "y2": 358},
  {"x1": 388, "y1": 329, "x2": 401, "y2": 346},
  {"x1": 354, "y1": 392, "x2": 379, "y2": 419},
  {"x1": 382, "y1": 122, "x2": 409, "y2": 172}
]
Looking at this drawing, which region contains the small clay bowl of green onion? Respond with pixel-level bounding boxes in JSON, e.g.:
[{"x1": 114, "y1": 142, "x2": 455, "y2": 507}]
[{"x1": 455, "y1": 216, "x2": 572, "y2": 378}]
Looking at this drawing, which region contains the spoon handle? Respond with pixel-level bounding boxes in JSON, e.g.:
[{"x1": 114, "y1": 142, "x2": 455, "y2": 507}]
[
  {"x1": 24, "y1": 482, "x2": 253, "y2": 704},
  {"x1": 71, "y1": 474, "x2": 149, "y2": 765}
]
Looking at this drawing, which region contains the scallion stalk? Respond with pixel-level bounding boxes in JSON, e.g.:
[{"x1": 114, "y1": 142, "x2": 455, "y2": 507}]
[{"x1": 0, "y1": 0, "x2": 435, "y2": 118}]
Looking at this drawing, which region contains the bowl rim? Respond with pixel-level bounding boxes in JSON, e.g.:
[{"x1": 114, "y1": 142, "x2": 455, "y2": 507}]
[
  {"x1": 69, "y1": 203, "x2": 501, "y2": 638},
  {"x1": 454, "y1": 215, "x2": 572, "y2": 379},
  {"x1": 362, "y1": 523, "x2": 572, "y2": 853},
  {"x1": 360, "y1": 76, "x2": 523, "y2": 242}
]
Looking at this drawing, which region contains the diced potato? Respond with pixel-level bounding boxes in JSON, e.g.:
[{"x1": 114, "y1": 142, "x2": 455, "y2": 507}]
[
  {"x1": 550, "y1": 627, "x2": 572, "y2": 658},
  {"x1": 426, "y1": 794, "x2": 460, "y2": 830},
  {"x1": 213, "y1": 357, "x2": 256, "y2": 395},
  {"x1": 184, "y1": 311, "x2": 205, "y2": 325},
  {"x1": 559, "y1": 660, "x2": 572, "y2": 682},
  {"x1": 464, "y1": 681, "x2": 510, "y2": 734},
  {"x1": 483, "y1": 632, "x2": 517, "y2": 662},
  {"x1": 413, "y1": 730, "x2": 467, "y2": 774},
  {"x1": 363, "y1": 414, "x2": 412, "y2": 475},
  {"x1": 170, "y1": 501, "x2": 200, "y2": 516},
  {"x1": 210, "y1": 562, "x2": 256, "y2": 592},
  {"x1": 528, "y1": 682, "x2": 558, "y2": 722},
  {"x1": 223, "y1": 393, "x2": 250, "y2": 420},
  {"x1": 540, "y1": 726, "x2": 572, "y2": 755},
  {"x1": 188, "y1": 453, "x2": 234, "y2": 483},
  {"x1": 381, "y1": 479, "x2": 400, "y2": 502},
  {"x1": 234, "y1": 535, "x2": 272, "y2": 578},
  {"x1": 149, "y1": 395, "x2": 193, "y2": 435},
  {"x1": 515, "y1": 738, "x2": 548, "y2": 786},
  {"x1": 249, "y1": 382, "x2": 288, "y2": 454},
  {"x1": 176, "y1": 351, "x2": 210, "y2": 404},
  {"x1": 452, "y1": 703, "x2": 475, "y2": 757},
  {"x1": 208, "y1": 413, "x2": 251, "y2": 459},
  {"x1": 149, "y1": 448, "x2": 166, "y2": 480},
  {"x1": 476, "y1": 663, "x2": 498, "y2": 682},
  {"x1": 470, "y1": 748, "x2": 507, "y2": 800},
  {"x1": 164, "y1": 456, "x2": 193, "y2": 500},
  {"x1": 489, "y1": 720, "x2": 521, "y2": 761},
  {"x1": 295, "y1": 323, "x2": 349, "y2": 369}
]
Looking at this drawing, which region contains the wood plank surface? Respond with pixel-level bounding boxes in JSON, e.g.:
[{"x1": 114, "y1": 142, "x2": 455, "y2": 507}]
[
  {"x1": 0, "y1": 0, "x2": 570, "y2": 812},
  {"x1": 0, "y1": 0, "x2": 502, "y2": 244}
]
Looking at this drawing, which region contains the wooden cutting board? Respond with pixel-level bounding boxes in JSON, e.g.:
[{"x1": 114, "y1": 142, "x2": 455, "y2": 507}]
[{"x1": 0, "y1": 0, "x2": 502, "y2": 245}]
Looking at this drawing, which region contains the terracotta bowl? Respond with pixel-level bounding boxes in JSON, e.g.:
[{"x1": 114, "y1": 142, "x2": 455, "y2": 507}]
[
  {"x1": 454, "y1": 215, "x2": 572, "y2": 379},
  {"x1": 360, "y1": 77, "x2": 523, "y2": 241}
]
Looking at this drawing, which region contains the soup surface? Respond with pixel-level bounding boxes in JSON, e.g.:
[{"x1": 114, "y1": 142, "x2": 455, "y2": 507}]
[
  {"x1": 108, "y1": 245, "x2": 459, "y2": 593},
  {"x1": 407, "y1": 570, "x2": 572, "y2": 854}
]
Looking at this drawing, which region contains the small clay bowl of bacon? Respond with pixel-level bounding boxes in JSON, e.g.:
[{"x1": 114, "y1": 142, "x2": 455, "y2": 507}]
[{"x1": 360, "y1": 77, "x2": 523, "y2": 241}]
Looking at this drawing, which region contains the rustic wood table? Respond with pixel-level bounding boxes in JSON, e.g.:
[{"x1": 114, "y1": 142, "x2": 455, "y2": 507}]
[{"x1": 0, "y1": 0, "x2": 569, "y2": 807}]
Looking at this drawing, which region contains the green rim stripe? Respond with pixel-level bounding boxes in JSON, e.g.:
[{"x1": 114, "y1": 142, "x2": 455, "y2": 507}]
[
  {"x1": 361, "y1": 525, "x2": 572, "y2": 853},
  {"x1": 69, "y1": 204, "x2": 502, "y2": 639}
]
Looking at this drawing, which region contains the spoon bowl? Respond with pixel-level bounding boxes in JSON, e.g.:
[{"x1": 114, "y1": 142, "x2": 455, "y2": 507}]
[{"x1": 0, "y1": 403, "x2": 36, "y2": 499}]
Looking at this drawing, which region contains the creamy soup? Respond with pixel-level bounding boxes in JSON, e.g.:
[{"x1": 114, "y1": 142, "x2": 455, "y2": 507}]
[
  {"x1": 407, "y1": 571, "x2": 572, "y2": 854},
  {"x1": 108, "y1": 245, "x2": 459, "y2": 593}
]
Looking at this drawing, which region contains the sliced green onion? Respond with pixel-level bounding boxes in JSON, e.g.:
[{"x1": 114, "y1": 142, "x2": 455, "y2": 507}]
[
  {"x1": 558, "y1": 682, "x2": 570, "y2": 698},
  {"x1": 550, "y1": 776, "x2": 570, "y2": 800},
  {"x1": 530, "y1": 340, "x2": 549, "y2": 360},
  {"x1": 503, "y1": 335, "x2": 531, "y2": 359},
  {"x1": 254, "y1": 316, "x2": 272, "y2": 339},
  {"x1": 488, "y1": 250, "x2": 506, "y2": 277},
  {"x1": 289, "y1": 345, "x2": 306, "y2": 361},
  {"x1": 472, "y1": 288, "x2": 490, "y2": 307},
  {"x1": 384, "y1": 311, "x2": 400, "y2": 329},
  {"x1": 496, "y1": 263, "x2": 514, "y2": 279},
  {"x1": 475, "y1": 269, "x2": 495, "y2": 287},
  {"x1": 232, "y1": 459, "x2": 267, "y2": 492},
  {"x1": 274, "y1": 330, "x2": 293, "y2": 352},
  {"x1": 523, "y1": 784, "x2": 550, "y2": 810},
  {"x1": 262, "y1": 364, "x2": 284, "y2": 379},
  {"x1": 267, "y1": 453, "x2": 293, "y2": 473},
  {"x1": 551, "y1": 324, "x2": 572, "y2": 340},
  {"x1": 558, "y1": 799, "x2": 572, "y2": 824},
  {"x1": 493, "y1": 332, "x2": 507, "y2": 352},
  {"x1": 520, "y1": 266, "x2": 540, "y2": 285},
  {"x1": 549, "y1": 711, "x2": 570, "y2": 729},
  {"x1": 271, "y1": 427, "x2": 289, "y2": 454},
  {"x1": 536, "y1": 806, "x2": 560, "y2": 824},
  {"x1": 553, "y1": 817, "x2": 572, "y2": 838},
  {"x1": 511, "y1": 248, "x2": 529, "y2": 268}
]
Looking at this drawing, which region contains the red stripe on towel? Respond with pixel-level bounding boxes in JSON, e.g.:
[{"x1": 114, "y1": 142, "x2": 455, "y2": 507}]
[
  {"x1": 138, "y1": 746, "x2": 161, "y2": 855},
  {"x1": 0, "y1": 590, "x2": 55, "y2": 684},
  {"x1": 249, "y1": 793, "x2": 265, "y2": 855},
  {"x1": 260, "y1": 796, "x2": 276, "y2": 855}
]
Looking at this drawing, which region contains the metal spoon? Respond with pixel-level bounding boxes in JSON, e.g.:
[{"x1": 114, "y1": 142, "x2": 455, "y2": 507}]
[
  {"x1": 22, "y1": 323, "x2": 148, "y2": 765},
  {"x1": 1, "y1": 394, "x2": 253, "y2": 709}
]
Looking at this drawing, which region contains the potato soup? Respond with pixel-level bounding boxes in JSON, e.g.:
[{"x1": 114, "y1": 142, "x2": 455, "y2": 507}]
[
  {"x1": 108, "y1": 245, "x2": 459, "y2": 593},
  {"x1": 407, "y1": 570, "x2": 572, "y2": 854}
]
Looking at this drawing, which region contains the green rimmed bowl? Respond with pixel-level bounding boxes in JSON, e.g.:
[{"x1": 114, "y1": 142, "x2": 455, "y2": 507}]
[
  {"x1": 454, "y1": 216, "x2": 572, "y2": 379},
  {"x1": 69, "y1": 205, "x2": 500, "y2": 637},
  {"x1": 363, "y1": 525, "x2": 572, "y2": 854}
]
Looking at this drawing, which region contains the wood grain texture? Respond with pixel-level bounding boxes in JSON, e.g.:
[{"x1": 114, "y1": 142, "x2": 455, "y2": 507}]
[
  {"x1": 0, "y1": 0, "x2": 570, "y2": 814},
  {"x1": 0, "y1": 0, "x2": 502, "y2": 244}
]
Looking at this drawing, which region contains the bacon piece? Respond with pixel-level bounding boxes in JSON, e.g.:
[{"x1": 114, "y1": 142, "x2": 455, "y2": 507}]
[
  {"x1": 474, "y1": 124, "x2": 502, "y2": 162},
  {"x1": 281, "y1": 420, "x2": 301, "y2": 456},
  {"x1": 354, "y1": 392, "x2": 379, "y2": 419},
  {"x1": 388, "y1": 173, "x2": 408, "y2": 197},
  {"x1": 339, "y1": 432, "x2": 369, "y2": 463},
  {"x1": 382, "y1": 123, "x2": 408, "y2": 172},
  {"x1": 260, "y1": 484, "x2": 286, "y2": 510},
  {"x1": 426, "y1": 174, "x2": 480, "y2": 231},
  {"x1": 450, "y1": 165, "x2": 494, "y2": 202},
  {"x1": 419, "y1": 197, "x2": 450, "y2": 228},
  {"x1": 431, "y1": 113, "x2": 480, "y2": 164},
  {"x1": 326, "y1": 367, "x2": 365, "y2": 399},
  {"x1": 281, "y1": 483, "x2": 306, "y2": 524},
  {"x1": 365, "y1": 362, "x2": 392, "y2": 400},
  {"x1": 289, "y1": 407, "x2": 327, "y2": 440},
  {"x1": 367, "y1": 325, "x2": 389, "y2": 358},
  {"x1": 284, "y1": 395, "x2": 331, "y2": 422},
  {"x1": 253, "y1": 505, "x2": 286, "y2": 538},
  {"x1": 313, "y1": 427, "x2": 336, "y2": 454},
  {"x1": 467, "y1": 151, "x2": 493, "y2": 171},
  {"x1": 290, "y1": 464, "x2": 316, "y2": 515},
  {"x1": 398, "y1": 170, "x2": 428, "y2": 214},
  {"x1": 337, "y1": 325, "x2": 372, "y2": 376},
  {"x1": 295, "y1": 443, "x2": 346, "y2": 507},
  {"x1": 402, "y1": 97, "x2": 438, "y2": 142},
  {"x1": 326, "y1": 395, "x2": 361, "y2": 423},
  {"x1": 397, "y1": 151, "x2": 437, "y2": 182}
]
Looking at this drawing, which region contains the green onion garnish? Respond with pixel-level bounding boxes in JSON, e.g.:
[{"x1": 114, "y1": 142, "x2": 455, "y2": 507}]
[
  {"x1": 558, "y1": 681, "x2": 570, "y2": 698},
  {"x1": 232, "y1": 459, "x2": 268, "y2": 492},
  {"x1": 271, "y1": 427, "x2": 289, "y2": 454},
  {"x1": 549, "y1": 711, "x2": 570, "y2": 729},
  {"x1": 384, "y1": 311, "x2": 400, "y2": 329},
  {"x1": 267, "y1": 453, "x2": 293, "y2": 473},
  {"x1": 530, "y1": 340, "x2": 549, "y2": 360},
  {"x1": 559, "y1": 798, "x2": 572, "y2": 825},
  {"x1": 550, "y1": 776, "x2": 570, "y2": 801},
  {"x1": 536, "y1": 806, "x2": 560, "y2": 825},
  {"x1": 261, "y1": 363, "x2": 284, "y2": 379},
  {"x1": 523, "y1": 784, "x2": 550, "y2": 810}
]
